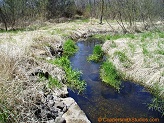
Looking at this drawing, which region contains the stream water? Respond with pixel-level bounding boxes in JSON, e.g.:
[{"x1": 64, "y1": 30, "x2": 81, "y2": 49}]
[{"x1": 69, "y1": 39, "x2": 164, "y2": 123}]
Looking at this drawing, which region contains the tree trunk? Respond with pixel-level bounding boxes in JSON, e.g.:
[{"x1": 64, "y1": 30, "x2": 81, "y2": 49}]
[
  {"x1": 0, "y1": 8, "x2": 8, "y2": 31},
  {"x1": 99, "y1": 0, "x2": 104, "y2": 24}
]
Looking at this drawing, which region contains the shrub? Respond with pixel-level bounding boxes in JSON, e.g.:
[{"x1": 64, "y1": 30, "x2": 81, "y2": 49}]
[
  {"x1": 100, "y1": 61, "x2": 121, "y2": 91},
  {"x1": 87, "y1": 45, "x2": 104, "y2": 62},
  {"x1": 63, "y1": 39, "x2": 78, "y2": 57}
]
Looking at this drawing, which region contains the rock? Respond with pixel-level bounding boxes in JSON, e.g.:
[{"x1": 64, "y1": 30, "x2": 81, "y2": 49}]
[
  {"x1": 50, "y1": 110, "x2": 58, "y2": 118},
  {"x1": 47, "y1": 119, "x2": 55, "y2": 123},
  {"x1": 63, "y1": 106, "x2": 68, "y2": 113},
  {"x1": 62, "y1": 98, "x2": 91, "y2": 123},
  {"x1": 52, "y1": 85, "x2": 68, "y2": 97},
  {"x1": 47, "y1": 94, "x2": 54, "y2": 100},
  {"x1": 46, "y1": 57, "x2": 52, "y2": 61},
  {"x1": 61, "y1": 97, "x2": 75, "y2": 108},
  {"x1": 48, "y1": 100, "x2": 55, "y2": 107},
  {"x1": 56, "y1": 102, "x2": 65, "y2": 110},
  {"x1": 58, "y1": 112, "x2": 64, "y2": 117},
  {"x1": 30, "y1": 68, "x2": 43, "y2": 76},
  {"x1": 55, "y1": 117, "x2": 66, "y2": 123}
]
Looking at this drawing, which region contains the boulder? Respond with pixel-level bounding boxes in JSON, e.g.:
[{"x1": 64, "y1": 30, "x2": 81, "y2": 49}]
[{"x1": 62, "y1": 98, "x2": 91, "y2": 123}]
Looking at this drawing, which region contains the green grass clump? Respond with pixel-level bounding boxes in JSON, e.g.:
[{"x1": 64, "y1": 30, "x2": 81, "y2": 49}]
[
  {"x1": 142, "y1": 32, "x2": 153, "y2": 38},
  {"x1": 158, "y1": 32, "x2": 164, "y2": 38},
  {"x1": 87, "y1": 45, "x2": 104, "y2": 62},
  {"x1": 141, "y1": 32, "x2": 153, "y2": 42},
  {"x1": 48, "y1": 76, "x2": 62, "y2": 89},
  {"x1": 52, "y1": 56, "x2": 70, "y2": 68},
  {"x1": 100, "y1": 61, "x2": 121, "y2": 91},
  {"x1": 142, "y1": 47, "x2": 149, "y2": 56},
  {"x1": 156, "y1": 50, "x2": 164, "y2": 55},
  {"x1": 92, "y1": 34, "x2": 107, "y2": 41},
  {"x1": 124, "y1": 33, "x2": 135, "y2": 39},
  {"x1": 51, "y1": 57, "x2": 86, "y2": 93},
  {"x1": 110, "y1": 41, "x2": 117, "y2": 48},
  {"x1": 0, "y1": 28, "x2": 25, "y2": 33},
  {"x1": 114, "y1": 51, "x2": 132, "y2": 68},
  {"x1": 63, "y1": 39, "x2": 78, "y2": 57},
  {"x1": 128, "y1": 42, "x2": 136, "y2": 54},
  {"x1": 149, "y1": 98, "x2": 164, "y2": 116},
  {"x1": 92, "y1": 33, "x2": 135, "y2": 41},
  {"x1": 0, "y1": 108, "x2": 10, "y2": 123},
  {"x1": 39, "y1": 73, "x2": 62, "y2": 89},
  {"x1": 148, "y1": 84, "x2": 164, "y2": 116}
]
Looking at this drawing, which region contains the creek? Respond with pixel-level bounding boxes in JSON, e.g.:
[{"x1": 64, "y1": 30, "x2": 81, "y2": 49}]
[{"x1": 69, "y1": 39, "x2": 164, "y2": 123}]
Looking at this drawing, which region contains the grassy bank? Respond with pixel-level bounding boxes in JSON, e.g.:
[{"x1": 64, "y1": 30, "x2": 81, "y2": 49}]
[
  {"x1": 50, "y1": 39, "x2": 86, "y2": 93},
  {"x1": 100, "y1": 61, "x2": 122, "y2": 91},
  {"x1": 87, "y1": 44, "x2": 104, "y2": 62},
  {"x1": 0, "y1": 19, "x2": 163, "y2": 122},
  {"x1": 87, "y1": 44, "x2": 122, "y2": 91},
  {"x1": 101, "y1": 30, "x2": 164, "y2": 116}
]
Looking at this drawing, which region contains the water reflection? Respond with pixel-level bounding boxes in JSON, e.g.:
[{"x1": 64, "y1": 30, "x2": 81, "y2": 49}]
[{"x1": 69, "y1": 39, "x2": 164, "y2": 123}]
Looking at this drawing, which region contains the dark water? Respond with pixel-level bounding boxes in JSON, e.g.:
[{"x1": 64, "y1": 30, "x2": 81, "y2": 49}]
[{"x1": 69, "y1": 39, "x2": 164, "y2": 123}]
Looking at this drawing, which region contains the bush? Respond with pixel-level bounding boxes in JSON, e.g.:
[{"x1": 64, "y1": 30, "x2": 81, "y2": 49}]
[
  {"x1": 63, "y1": 39, "x2": 78, "y2": 57},
  {"x1": 100, "y1": 61, "x2": 121, "y2": 91},
  {"x1": 87, "y1": 45, "x2": 104, "y2": 62}
]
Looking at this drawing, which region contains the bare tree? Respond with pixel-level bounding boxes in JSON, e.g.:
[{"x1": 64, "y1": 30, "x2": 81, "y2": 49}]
[{"x1": 99, "y1": 0, "x2": 104, "y2": 24}]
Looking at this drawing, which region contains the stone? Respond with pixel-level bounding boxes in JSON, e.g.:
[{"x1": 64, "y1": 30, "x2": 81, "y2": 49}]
[
  {"x1": 55, "y1": 117, "x2": 66, "y2": 123},
  {"x1": 56, "y1": 102, "x2": 65, "y2": 110},
  {"x1": 58, "y1": 112, "x2": 64, "y2": 117},
  {"x1": 47, "y1": 119, "x2": 55, "y2": 123},
  {"x1": 48, "y1": 100, "x2": 55, "y2": 107},
  {"x1": 46, "y1": 57, "x2": 52, "y2": 61},
  {"x1": 62, "y1": 98, "x2": 91, "y2": 123},
  {"x1": 63, "y1": 106, "x2": 68, "y2": 113},
  {"x1": 61, "y1": 97, "x2": 74, "y2": 108},
  {"x1": 47, "y1": 94, "x2": 54, "y2": 100}
]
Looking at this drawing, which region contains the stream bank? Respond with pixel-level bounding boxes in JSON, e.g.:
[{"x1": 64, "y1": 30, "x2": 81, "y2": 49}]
[
  {"x1": 69, "y1": 39, "x2": 164, "y2": 123},
  {"x1": 0, "y1": 20, "x2": 163, "y2": 122}
]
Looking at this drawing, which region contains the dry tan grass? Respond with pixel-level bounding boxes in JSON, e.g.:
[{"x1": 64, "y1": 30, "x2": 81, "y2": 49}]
[
  {"x1": 0, "y1": 54, "x2": 48, "y2": 123},
  {"x1": 0, "y1": 42, "x2": 46, "y2": 122}
]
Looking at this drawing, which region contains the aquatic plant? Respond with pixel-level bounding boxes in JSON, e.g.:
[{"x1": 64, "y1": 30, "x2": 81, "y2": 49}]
[{"x1": 87, "y1": 45, "x2": 104, "y2": 62}]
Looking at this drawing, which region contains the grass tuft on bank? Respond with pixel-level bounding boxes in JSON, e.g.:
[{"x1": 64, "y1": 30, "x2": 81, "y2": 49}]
[
  {"x1": 51, "y1": 56, "x2": 86, "y2": 93},
  {"x1": 50, "y1": 39, "x2": 86, "y2": 92},
  {"x1": 63, "y1": 39, "x2": 78, "y2": 57},
  {"x1": 100, "y1": 61, "x2": 121, "y2": 91},
  {"x1": 87, "y1": 45, "x2": 104, "y2": 62}
]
